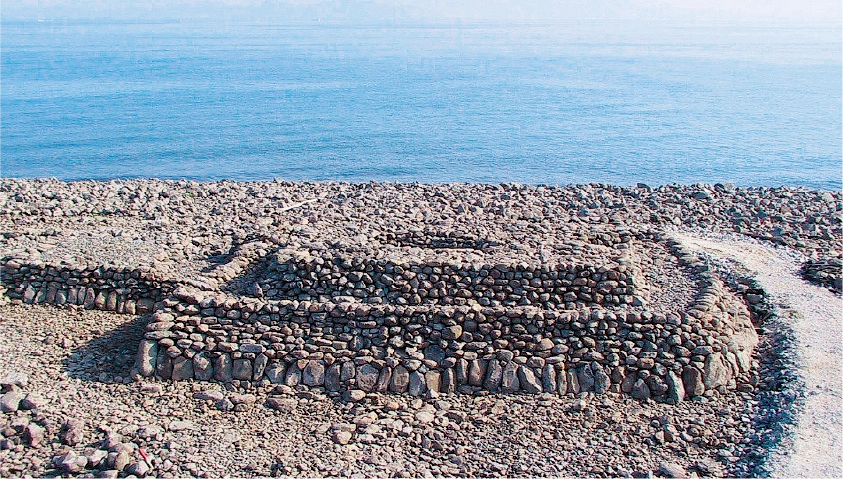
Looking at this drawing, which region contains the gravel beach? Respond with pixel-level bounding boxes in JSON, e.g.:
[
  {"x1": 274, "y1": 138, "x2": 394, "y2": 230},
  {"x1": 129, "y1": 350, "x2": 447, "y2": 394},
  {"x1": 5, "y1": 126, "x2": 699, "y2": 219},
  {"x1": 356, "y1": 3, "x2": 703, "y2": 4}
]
[{"x1": 0, "y1": 179, "x2": 840, "y2": 478}]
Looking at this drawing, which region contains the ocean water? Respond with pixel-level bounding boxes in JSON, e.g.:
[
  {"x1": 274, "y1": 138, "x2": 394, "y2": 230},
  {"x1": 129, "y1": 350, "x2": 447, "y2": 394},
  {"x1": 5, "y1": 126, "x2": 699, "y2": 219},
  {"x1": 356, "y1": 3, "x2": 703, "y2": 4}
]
[{"x1": 2, "y1": 20, "x2": 841, "y2": 189}]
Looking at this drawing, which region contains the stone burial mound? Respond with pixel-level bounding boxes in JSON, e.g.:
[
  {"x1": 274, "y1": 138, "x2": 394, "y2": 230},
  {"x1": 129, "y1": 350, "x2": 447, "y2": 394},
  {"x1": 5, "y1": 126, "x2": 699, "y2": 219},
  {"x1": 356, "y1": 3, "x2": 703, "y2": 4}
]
[{"x1": 2, "y1": 225, "x2": 758, "y2": 404}]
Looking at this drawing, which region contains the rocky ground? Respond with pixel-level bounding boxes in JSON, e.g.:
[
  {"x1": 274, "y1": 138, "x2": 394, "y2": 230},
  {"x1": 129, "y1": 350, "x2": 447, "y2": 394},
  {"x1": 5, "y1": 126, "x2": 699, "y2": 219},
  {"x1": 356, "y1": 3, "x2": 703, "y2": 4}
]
[
  {"x1": 0, "y1": 179, "x2": 840, "y2": 478},
  {"x1": 1, "y1": 303, "x2": 766, "y2": 478}
]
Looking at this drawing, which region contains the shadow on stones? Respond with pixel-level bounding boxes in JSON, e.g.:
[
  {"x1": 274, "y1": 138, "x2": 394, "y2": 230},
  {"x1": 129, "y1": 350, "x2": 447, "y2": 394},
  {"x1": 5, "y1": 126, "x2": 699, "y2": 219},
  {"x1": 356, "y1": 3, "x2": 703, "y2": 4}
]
[{"x1": 62, "y1": 313, "x2": 152, "y2": 384}]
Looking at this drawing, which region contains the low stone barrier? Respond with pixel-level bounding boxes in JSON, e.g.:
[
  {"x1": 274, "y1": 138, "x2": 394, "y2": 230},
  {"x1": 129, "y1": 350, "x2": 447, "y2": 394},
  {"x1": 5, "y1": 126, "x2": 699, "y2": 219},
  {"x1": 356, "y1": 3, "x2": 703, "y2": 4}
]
[
  {"x1": 0, "y1": 243, "x2": 758, "y2": 403},
  {"x1": 1, "y1": 258, "x2": 177, "y2": 314},
  {"x1": 255, "y1": 252, "x2": 640, "y2": 308},
  {"x1": 135, "y1": 270, "x2": 755, "y2": 403}
]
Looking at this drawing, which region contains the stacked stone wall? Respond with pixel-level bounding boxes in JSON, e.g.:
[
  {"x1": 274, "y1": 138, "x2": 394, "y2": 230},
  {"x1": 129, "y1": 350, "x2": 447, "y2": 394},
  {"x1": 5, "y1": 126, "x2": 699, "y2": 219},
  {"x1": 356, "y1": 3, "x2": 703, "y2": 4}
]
[
  {"x1": 0, "y1": 246, "x2": 758, "y2": 403},
  {"x1": 256, "y1": 254, "x2": 639, "y2": 308},
  {"x1": 1, "y1": 258, "x2": 177, "y2": 314},
  {"x1": 135, "y1": 270, "x2": 755, "y2": 403}
]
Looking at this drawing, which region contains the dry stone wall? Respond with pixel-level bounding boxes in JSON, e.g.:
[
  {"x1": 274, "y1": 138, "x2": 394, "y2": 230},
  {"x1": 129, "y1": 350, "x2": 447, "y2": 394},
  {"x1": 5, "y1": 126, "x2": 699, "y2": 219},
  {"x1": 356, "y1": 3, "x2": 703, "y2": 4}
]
[
  {"x1": 256, "y1": 253, "x2": 639, "y2": 308},
  {"x1": 133, "y1": 270, "x2": 755, "y2": 403},
  {"x1": 1, "y1": 258, "x2": 177, "y2": 314},
  {"x1": 0, "y1": 240, "x2": 758, "y2": 404}
]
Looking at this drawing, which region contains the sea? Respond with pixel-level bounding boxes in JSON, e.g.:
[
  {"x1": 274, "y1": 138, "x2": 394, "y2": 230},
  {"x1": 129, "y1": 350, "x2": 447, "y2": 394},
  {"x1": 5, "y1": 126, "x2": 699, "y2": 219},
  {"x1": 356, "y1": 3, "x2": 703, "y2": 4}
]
[{"x1": 2, "y1": 20, "x2": 841, "y2": 190}]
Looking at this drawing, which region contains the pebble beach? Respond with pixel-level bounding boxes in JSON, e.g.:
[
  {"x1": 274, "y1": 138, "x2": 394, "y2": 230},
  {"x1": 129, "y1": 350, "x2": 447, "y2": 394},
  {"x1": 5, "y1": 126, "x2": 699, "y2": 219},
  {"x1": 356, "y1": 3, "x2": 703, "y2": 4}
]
[{"x1": 0, "y1": 178, "x2": 840, "y2": 478}]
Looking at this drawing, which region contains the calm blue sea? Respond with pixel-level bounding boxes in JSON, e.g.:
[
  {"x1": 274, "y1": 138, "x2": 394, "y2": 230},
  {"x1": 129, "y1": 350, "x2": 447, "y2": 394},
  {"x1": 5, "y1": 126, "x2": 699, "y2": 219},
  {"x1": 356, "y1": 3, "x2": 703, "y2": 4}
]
[{"x1": 2, "y1": 20, "x2": 841, "y2": 189}]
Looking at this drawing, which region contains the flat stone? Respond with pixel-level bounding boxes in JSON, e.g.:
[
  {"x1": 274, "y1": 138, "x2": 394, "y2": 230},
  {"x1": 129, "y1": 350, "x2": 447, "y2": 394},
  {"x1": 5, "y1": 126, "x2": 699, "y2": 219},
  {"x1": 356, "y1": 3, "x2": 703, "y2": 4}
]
[
  {"x1": 0, "y1": 372, "x2": 28, "y2": 389},
  {"x1": 194, "y1": 390, "x2": 225, "y2": 402},
  {"x1": 517, "y1": 366, "x2": 542, "y2": 393},
  {"x1": 0, "y1": 390, "x2": 25, "y2": 412},
  {"x1": 415, "y1": 411, "x2": 435, "y2": 425},
  {"x1": 659, "y1": 461, "x2": 689, "y2": 478},
  {"x1": 168, "y1": 420, "x2": 194, "y2": 431},
  {"x1": 267, "y1": 397, "x2": 297, "y2": 412},
  {"x1": 342, "y1": 389, "x2": 366, "y2": 402},
  {"x1": 265, "y1": 362, "x2": 287, "y2": 384}
]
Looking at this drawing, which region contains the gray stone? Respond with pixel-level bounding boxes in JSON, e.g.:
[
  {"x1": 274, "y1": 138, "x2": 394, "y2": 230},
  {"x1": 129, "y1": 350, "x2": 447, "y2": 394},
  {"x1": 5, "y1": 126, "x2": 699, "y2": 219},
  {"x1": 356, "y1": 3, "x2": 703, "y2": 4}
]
[
  {"x1": 214, "y1": 353, "x2": 233, "y2": 382},
  {"x1": 342, "y1": 389, "x2": 366, "y2": 402},
  {"x1": 536, "y1": 338, "x2": 554, "y2": 351},
  {"x1": 54, "y1": 451, "x2": 87, "y2": 473},
  {"x1": 232, "y1": 359, "x2": 253, "y2": 380},
  {"x1": 682, "y1": 366, "x2": 705, "y2": 397},
  {"x1": 302, "y1": 360, "x2": 326, "y2": 386},
  {"x1": 517, "y1": 366, "x2": 542, "y2": 393},
  {"x1": 556, "y1": 369, "x2": 568, "y2": 395},
  {"x1": 578, "y1": 366, "x2": 595, "y2": 392},
  {"x1": 266, "y1": 397, "x2": 297, "y2": 412},
  {"x1": 594, "y1": 368, "x2": 611, "y2": 395},
  {"x1": 0, "y1": 372, "x2": 29, "y2": 389},
  {"x1": 566, "y1": 369, "x2": 580, "y2": 394},
  {"x1": 483, "y1": 360, "x2": 503, "y2": 391},
  {"x1": 253, "y1": 353, "x2": 269, "y2": 380},
  {"x1": 240, "y1": 343, "x2": 265, "y2": 354},
  {"x1": 441, "y1": 368, "x2": 456, "y2": 394},
  {"x1": 468, "y1": 359, "x2": 486, "y2": 387},
  {"x1": 631, "y1": 379, "x2": 651, "y2": 401},
  {"x1": 659, "y1": 461, "x2": 689, "y2": 478},
  {"x1": 0, "y1": 390, "x2": 25, "y2": 412},
  {"x1": 85, "y1": 448, "x2": 108, "y2": 468},
  {"x1": 703, "y1": 352, "x2": 731, "y2": 389},
  {"x1": 455, "y1": 358, "x2": 469, "y2": 385},
  {"x1": 284, "y1": 363, "x2": 302, "y2": 387},
  {"x1": 60, "y1": 418, "x2": 85, "y2": 446},
  {"x1": 265, "y1": 362, "x2": 287, "y2": 384},
  {"x1": 356, "y1": 364, "x2": 379, "y2": 392},
  {"x1": 194, "y1": 390, "x2": 225, "y2": 401},
  {"x1": 24, "y1": 423, "x2": 45, "y2": 447},
  {"x1": 325, "y1": 363, "x2": 342, "y2": 391},
  {"x1": 423, "y1": 344, "x2": 447, "y2": 365},
  {"x1": 375, "y1": 366, "x2": 392, "y2": 392},
  {"x1": 137, "y1": 340, "x2": 158, "y2": 377},
  {"x1": 340, "y1": 361, "x2": 356, "y2": 381},
  {"x1": 20, "y1": 392, "x2": 46, "y2": 410},
  {"x1": 332, "y1": 430, "x2": 353, "y2": 445},
  {"x1": 408, "y1": 371, "x2": 426, "y2": 396},
  {"x1": 666, "y1": 371, "x2": 685, "y2": 404},
  {"x1": 424, "y1": 370, "x2": 441, "y2": 393},
  {"x1": 171, "y1": 356, "x2": 194, "y2": 381},
  {"x1": 390, "y1": 365, "x2": 410, "y2": 393},
  {"x1": 501, "y1": 362, "x2": 520, "y2": 392},
  {"x1": 542, "y1": 364, "x2": 557, "y2": 393},
  {"x1": 192, "y1": 353, "x2": 214, "y2": 381}
]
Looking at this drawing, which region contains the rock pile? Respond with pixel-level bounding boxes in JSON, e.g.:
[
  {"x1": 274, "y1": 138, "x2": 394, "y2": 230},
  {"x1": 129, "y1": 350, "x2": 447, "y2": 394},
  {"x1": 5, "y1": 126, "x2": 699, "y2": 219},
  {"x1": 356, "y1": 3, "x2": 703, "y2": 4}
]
[{"x1": 800, "y1": 257, "x2": 842, "y2": 294}]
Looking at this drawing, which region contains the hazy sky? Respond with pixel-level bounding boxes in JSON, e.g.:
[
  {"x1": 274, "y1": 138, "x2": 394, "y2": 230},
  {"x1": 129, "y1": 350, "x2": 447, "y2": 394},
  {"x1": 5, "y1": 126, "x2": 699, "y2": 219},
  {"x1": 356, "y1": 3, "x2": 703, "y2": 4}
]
[{"x1": 3, "y1": 0, "x2": 842, "y2": 26}]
